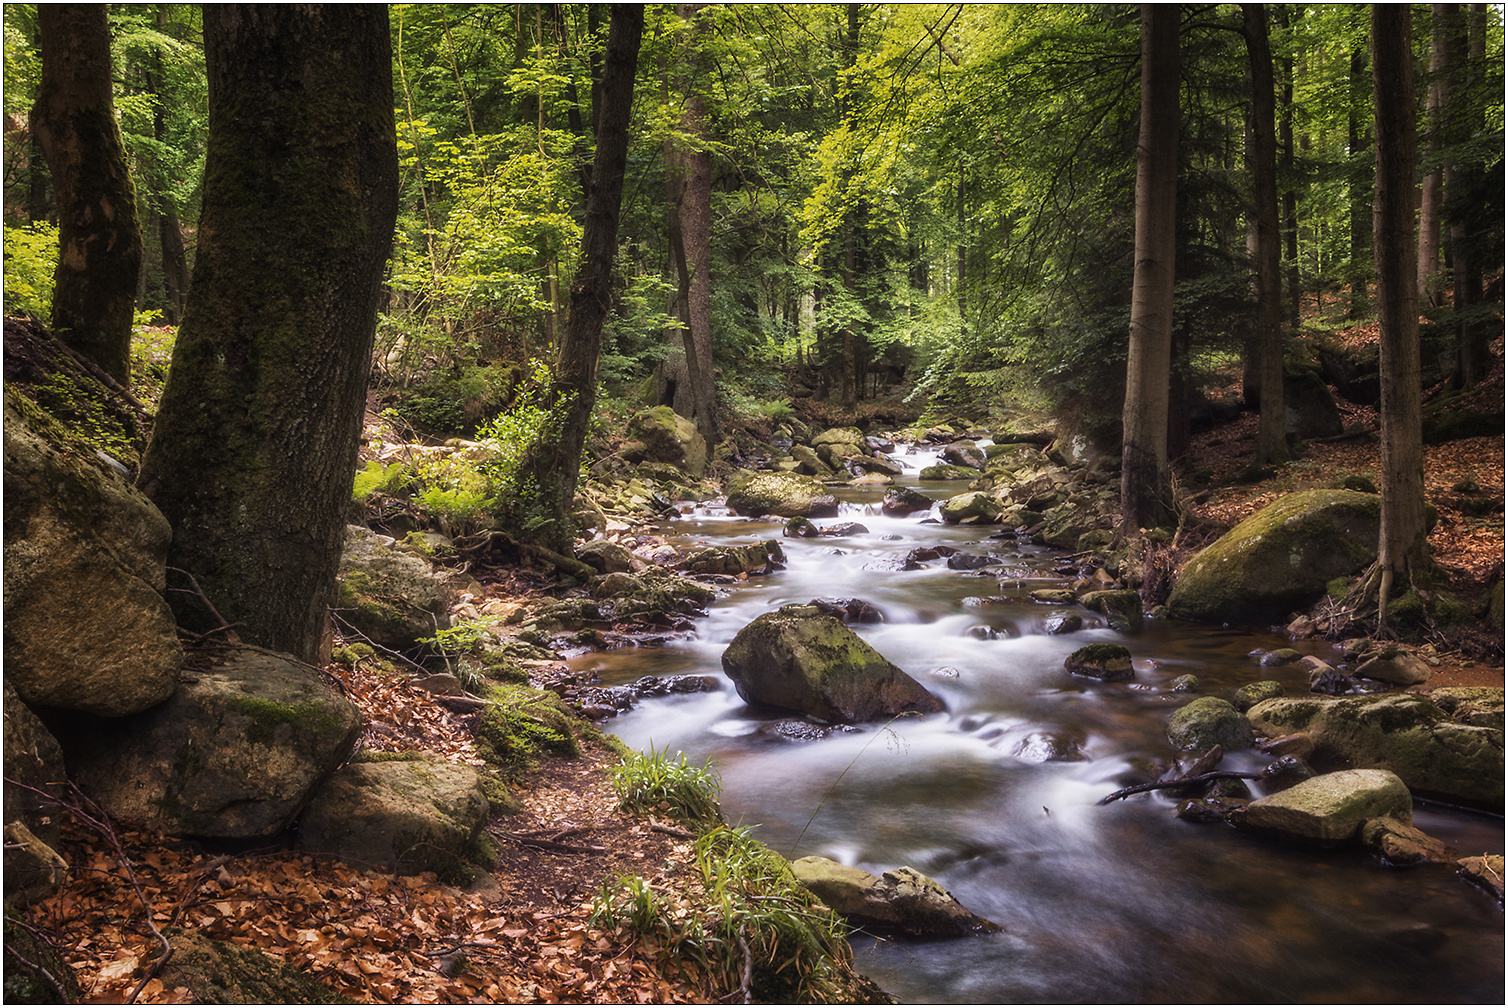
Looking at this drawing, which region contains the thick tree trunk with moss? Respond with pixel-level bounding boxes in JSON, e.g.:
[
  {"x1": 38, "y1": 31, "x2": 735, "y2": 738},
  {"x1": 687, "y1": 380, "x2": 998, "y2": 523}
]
[
  {"x1": 512, "y1": 5, "x2": 642, "y2": 556},
  {"x1": 137, "y1": 6, "x2": 398, "y2": 663},
  {"x1": 1370, "y1": 5, "x2": 1432, "y2": 617},
  {"x1": 31, "y1": 4, "x2": 143, "y2": 385},
  {"x1": 1120, "y1": 5, "x2": 1179, "y2": 533}
]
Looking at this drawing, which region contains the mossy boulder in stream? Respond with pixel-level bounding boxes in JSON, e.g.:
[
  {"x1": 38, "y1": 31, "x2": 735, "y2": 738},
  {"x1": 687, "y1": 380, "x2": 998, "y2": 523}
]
[
  {"x1": 726, "y1": 471, "x2": 840, "y2": 518},
  {"x1": 1166, "y1": 490, "x2": 1380, "y2": 625},
  {"x1": 1227, "y1": 769, "x2": 1413, "y2": 847},
  {"x1": 791, "y1": 857, "x2": 1000, "y2": 937},
  {"x1": 1167, "y1": 696, "x2": 1255, "y2": 751},
  {"x1": 1245, "y1": 692, "x2": 1504, "y2": 810},
  {"x1": 721, "y1": 605, "x2": 942, "y2": 723}
]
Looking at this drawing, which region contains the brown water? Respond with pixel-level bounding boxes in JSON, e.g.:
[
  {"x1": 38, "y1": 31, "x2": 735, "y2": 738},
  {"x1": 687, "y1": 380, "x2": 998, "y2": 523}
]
[{"x1": 570, "y1": 446, "x2": 1505, "y2": 1004}]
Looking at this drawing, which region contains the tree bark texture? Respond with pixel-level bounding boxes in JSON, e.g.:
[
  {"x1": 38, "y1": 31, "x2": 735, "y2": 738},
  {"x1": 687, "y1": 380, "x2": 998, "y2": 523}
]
[
  {"x1": 1121, "y1": 5, "x2": 1179, "y2": 533},
  {"x1": 516, "y1": 4, "x2": 642, "y2": 555},
  {"x1": 1370, "y1": 4, "x2": 1432, "y2": 601},
  {"x1": 138, "y1": 5, "x2": 399, "y2": 663},
  {"x1": 673, "y1": 2, "x2": 719, "y2": 448},
  {"x1": 1417, "y1": 4, "x2": 1452, "y2": 307},
  {"x1": 1243, "y1": 4, "x2": 1286, "y2": 467},
  {"x1": 31, "y1": 4, "x2": 144, "y2": 385}
]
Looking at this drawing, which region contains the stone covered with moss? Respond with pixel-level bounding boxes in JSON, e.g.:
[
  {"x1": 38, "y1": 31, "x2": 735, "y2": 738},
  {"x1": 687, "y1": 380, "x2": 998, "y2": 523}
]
[
  {"x1": 337, "y1": 525, "x2": 451, "y2": 650},
  {"x1": 1166, "y1": 490, "x2": 1380, "y2": 625},
  {"x1": 67, "y1": 650, "x2": 361, "y2": 839},
  {"x1": 3, "y1": 399, "x2": 182, "y2": 715},
  {"x1": 1246, "y1": 691, "x2": 1504, "y2": 809},
  {"x1": 721, "y1": 605, "x2": 942, "y2": 723},
  {"x1": 725, "y1": 471, "x2": 840, "y2": 518},
  {"x1": 1228, "y1": 769, "x2": 1413, "y2": 847},
  {"x1": 620, "y1": 406, "x2": 708, "y2": 477}
]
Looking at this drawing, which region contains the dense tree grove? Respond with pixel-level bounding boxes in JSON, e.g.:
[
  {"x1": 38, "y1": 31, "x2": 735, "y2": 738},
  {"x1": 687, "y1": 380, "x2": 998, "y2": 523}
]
[{"x1": 4, "y1": 3, "x2": 1504, "y2": 560}]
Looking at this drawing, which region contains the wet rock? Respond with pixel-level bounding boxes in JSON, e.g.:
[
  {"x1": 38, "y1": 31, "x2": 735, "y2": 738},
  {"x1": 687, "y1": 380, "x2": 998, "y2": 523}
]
[
  {"x1": 849, "y1": 455, "x2": 903, "y2": 478},
  {"x1": 906, "y1": 545, "x2": 957, "y2": 564},
  {"x1": 1176, "y1": 796, "x2": 1250, "y2": 822},
  {"x1": 947, "y1": 551, "x2": 997, "y2": 570},
  {"x1": 918, "y1": 464, "x2": 980, "y2": 480},
  {"x1": 759, "y1": 720, "x2": 860, "y2": 743},
  {"x1": 1227, "y1": 769, "x2": 1413, "y2": 847},
  {"x1": 1028, "y1": 588, "x2": 1076, "y2": 605},
  {"x1": 823, "y1": 521, "x2": 871, "y2": 537},
  {"x1": 1246, "y1": 693, "x2": 1504, "y2": 809},
  {"x1": 1043, "y1": 612, "x2": 1083, "y2": 635},
  {"x1": 1309, "y1": 666, "x2": 1355, "y2": 695},
  {"x1": 1166, "y1": 490, "x2": 1380, "y2": 625},
  {"x1": 881, "y1": 486, "x2": 935, "y2": 515},
  {"x1": 808, "y1": 597, "x2": 885, "y2": 624},
  {"x1": 940, "y1": 443, "x2": 986, "y2": 470},
  {"x1": 1168, "y1": 674, "x2": 1201, "y2": 693},
  {"x1": 721, "y1": 606, "x2": 942, "y2": 723},
  {"x1": 1457, "y1": 855, "x2": 1505, "y2": 901},
  {"x1": 939, "y1": 491, "x2": 1004, "y2": 525},
  {"x1": 1259, "y1": 754, "x2": 1316, "y2": 787},
  {"x1": 788, "y1": 443, "x2": 833, "y2": 477},
  {"x1": 631, "y1": 674, "x2": 720, "y2": 697},
  {"x1": 790, "y1": 857, "x2": 1000, "y2": 937},
  {"x1": 1168, "y1": 697, "x2": 1254, "y2": 752},
  {"x1": 928, "y1": 666, "x2": 962, "y2": 680},
  {"x1": 296, "y1": 756, "x2": 490, "y2": 876},
  {"x1": 678, "y1": 540, "x2": 786, "y2": 576},
  {"x1": 1064, "y1": 643, "x2": 1134, "y2": 682},
  {"x1": 69, "y1": 650, "x2": 362, "y2": 840},
  {"x1": 1079, "y1": 589, "x2": 1143, "y2": 631},
  {"x1": 1234, "y1": 680, "x2": 1284, "y2": 712},
  {"x1": 811, "y1": 427, "x2": 869, "y2": 468},
  {"x1": 726, "y1": 471, "x2": 840, "y2": 518},
  {"x1": 784, "y1": 516, "x2": 821, "y2": 538},
  {"x1": 1012, "y1": 731, "x2": 1087, "y2": 763},
  {"x1": 1358, "y1": 815, "x2": 1454, "y2": 865},
  {"x1": 1259, "y1": 732, "x2": 1317, "y2": 760},
  {"x1": 1260, "y1": 648, "x2": 1304, "y2": 666}
]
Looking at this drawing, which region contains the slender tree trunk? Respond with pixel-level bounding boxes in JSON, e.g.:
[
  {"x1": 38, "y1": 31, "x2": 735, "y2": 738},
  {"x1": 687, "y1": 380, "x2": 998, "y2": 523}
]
[
  {"x1": 514, "y1": 5, "x2": 642, "y2": 555},
  {"x1": 1244, "y1": 4, "x2": 1286, "y2": 467},
  {"x1": 1417, "y1": 4, "x2": 1452, "y2": 307},
  {"x1": 1346, "y1": 47, "x2": 1372, "y2": 319},
  {"x1": 31, "y1": 4, "x2": 143, "y2": 385},
  {"x1": 1121, "y1": 5, "x2": 1179, "y2": 533},
  {"x1": 137, "y1": 5, "x2": 399, "y2": 663},
  {"x1": 1370, "y1": 3, "x2": 1432, "y2": 619},
  {"x1": 151, "y1": 4, "x2": 188, "y2": 323},
  {"x1": 1278, "y1": 6, "x2": 1300, "y2": 332},
  {"x1": 1447, "y1": 4, "x2": 1487, "y2": 388},
  {"x1": 675, "y1": 2, "x2": 719, "y2": 448}
]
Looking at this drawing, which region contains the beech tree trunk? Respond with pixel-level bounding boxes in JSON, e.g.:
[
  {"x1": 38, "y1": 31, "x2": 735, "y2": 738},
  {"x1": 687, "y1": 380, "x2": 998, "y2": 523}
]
[
  {"x1": 1244, "y1": 4, "x2": 1286, "y2": 468},
  {"x1": 1121, "y1": 5, "x2": 1179, "y2": 533},
  {"x1": 31, "y1": 4, "x2": 143, "y2": 385},
  {"x1": 514, "y1": 5, "x2": 642, "y2": 555},
  {"x1": 1417, "y1": 4, "x2": 1453, "y2": 308},
  {"x1": 138, "y1": 6, "x2": 399, "y2": 663},
  {"x1": 673, "y1": 2, "x2": 719, "y2": 448},
  {"x1": 1370, "y1": 4, "x2": 1432, "y2": 614}
]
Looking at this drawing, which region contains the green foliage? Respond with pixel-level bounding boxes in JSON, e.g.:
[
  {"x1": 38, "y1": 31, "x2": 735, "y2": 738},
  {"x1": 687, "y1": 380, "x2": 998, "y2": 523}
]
[
  {"x1": 591, "y1": 824, "x2": 859, "y2": 1003},
  {"x1": 473, "y1": 683, "x2": 581, "y2": 778},
  {"x1": 352, "y1": 461, "x2": 416, "y2": 501},
  {"x1": 3, "y1": 223, "x2": 59, "y2": 319},
  {"x1": 609, "y1": 744, "x2": 724, "y2": 827}
]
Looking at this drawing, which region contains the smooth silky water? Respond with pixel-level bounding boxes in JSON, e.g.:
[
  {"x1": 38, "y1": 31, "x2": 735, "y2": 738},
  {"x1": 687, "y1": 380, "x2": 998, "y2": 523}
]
[{"x1": 569, "y1": 445, "x2": 1504, "y2": 1003}]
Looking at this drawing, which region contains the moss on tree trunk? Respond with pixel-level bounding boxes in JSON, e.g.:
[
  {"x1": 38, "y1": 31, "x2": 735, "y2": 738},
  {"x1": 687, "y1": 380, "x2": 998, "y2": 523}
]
[{"x1": 138, "y1": 6, "x2": 398, "y2": 663}]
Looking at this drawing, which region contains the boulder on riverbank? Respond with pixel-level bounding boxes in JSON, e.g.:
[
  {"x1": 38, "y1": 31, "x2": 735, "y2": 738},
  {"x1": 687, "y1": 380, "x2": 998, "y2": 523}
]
[
  {"x1": 1245, "y1": 691, "x2": 1504, "y2": 809},
  {"x1": 790, "y1": 857, "x2": 1000, "y2": 937},
  {"x1": 726, "y1": 471, "x2": 840, "y2": 518},
  {"x1": 620, "y1": 407, "x2": 708, "y2": 477},
  {"x1": 338, "y1": 526, "x2": 452, "y2": 650},
  {"x1": 68, "y1": 650, "x2": 362, "y2": 840},
  {"x1": 1166, "y1": 490, "x2": 1380, "y2": 625},
  {"x1": 721, "y1": 605, "x2": 942, "y2": 723}
]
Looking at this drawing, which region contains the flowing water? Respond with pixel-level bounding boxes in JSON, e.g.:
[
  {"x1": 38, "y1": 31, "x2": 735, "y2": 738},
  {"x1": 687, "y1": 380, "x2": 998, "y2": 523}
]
[{"x1": 569, "y1": 444, "x2": 1504, "y2": 1004}]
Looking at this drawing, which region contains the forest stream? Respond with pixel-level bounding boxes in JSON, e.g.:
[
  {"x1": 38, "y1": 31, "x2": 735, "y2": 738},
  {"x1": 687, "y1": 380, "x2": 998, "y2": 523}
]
[{"x1": 569, "y1": 442, "x2": 1504, "y2": 1004}]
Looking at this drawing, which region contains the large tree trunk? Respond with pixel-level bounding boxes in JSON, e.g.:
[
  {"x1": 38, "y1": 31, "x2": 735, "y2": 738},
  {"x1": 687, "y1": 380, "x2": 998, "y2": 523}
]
[
  {"x1": 1120, "y1": 5, "x2": 1179, "y2": 533},
  {"x1": 1417, "y1": 4, "x2": 1453, "y2": 308},
  {"x1": 137, "y1": 6, "x2": 398, "y2": 664},
  {"x1": 1370, "y1": 3, "x2": 1432, "y2": 620},
  {"x1": 1446, "y1": 3, "x2": 1488, "y2": 388},
  {"x1": 513, "y1": 5, "x2": 642, "y2": 556},
  {"x1": 31, "y1": 4, "x2": 143, "y2": 385},
  {"x1": 673, "y1": 2, "x2": 719, "y2": 448},
  {"x1": 1244, "y1": 4, "x2": 1286, "y2": 468}
]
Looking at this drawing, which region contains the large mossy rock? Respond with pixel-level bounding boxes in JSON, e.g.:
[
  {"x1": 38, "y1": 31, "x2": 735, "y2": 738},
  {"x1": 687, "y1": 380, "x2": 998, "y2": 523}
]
[
  {"x1": 1227, "y1": 769, "x2": 1412, "y2": 847},
  {"x1": 1166, "y1": 490, "x2": 1380, "y2": 625},
  {"x1": 677, "y1": 540, "x2": 786, "y2": 577},
  {"x1": 3, "y1": 401, "x2": 182, "y2": 716},
  {"x1": 337, "y1": 526, "x2": 451, "y2": 650},
  {"x1": 1167, "y1": 696, "x2": 1255, "y2": 751},
  {"x1": 810, "y1": 426, "x2": 868, "y2": 468},
  {"x1": 295, "y1": 756, "x2": 490, "y2": 877},
  {"x1": 1246, "y1": 692, "x2": 1504, "y2": 809},
  {"x1": 69, "y1": 650, "x2": 362, "y2": 839},
  {"x1": 622, "y1": 406, "x2": 708, "y2": 478},
  {"x1": 721, "y1": 606, "x2": 942, "y2": 723},
  {"x1": 726, "y1": 471, "x2": 840, "y2": 519},
  {"x1": 938, "y1": 491, "x2": 1003, "y2": 525},
  {"x1": 791, "y1": 857, "x2": 999, "y2": 937}
]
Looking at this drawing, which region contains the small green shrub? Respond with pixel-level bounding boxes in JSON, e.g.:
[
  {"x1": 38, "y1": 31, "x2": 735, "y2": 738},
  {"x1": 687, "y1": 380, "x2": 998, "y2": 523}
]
[
  {"x1": 473, "y1": 684, "x2": 580, "y2": 777},
  {"x1": 3, "y1": 222, "x2": 59, "y2": 319},
  {"x1": 353, "y1": 460, "x2": 416, "y2": 500},
  {"x1": 608, "y1": 744, "x2": 723, "y2": 827}
]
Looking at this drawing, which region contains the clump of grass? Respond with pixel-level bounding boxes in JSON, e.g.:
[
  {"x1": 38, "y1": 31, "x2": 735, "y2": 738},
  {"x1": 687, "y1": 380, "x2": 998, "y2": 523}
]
[
  {"x1": 608, "y1": 744, "x2": 723, "y2": 827},
  {"x1": 591, "y1": 824, "x2": 867, "y2": 1003}
]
